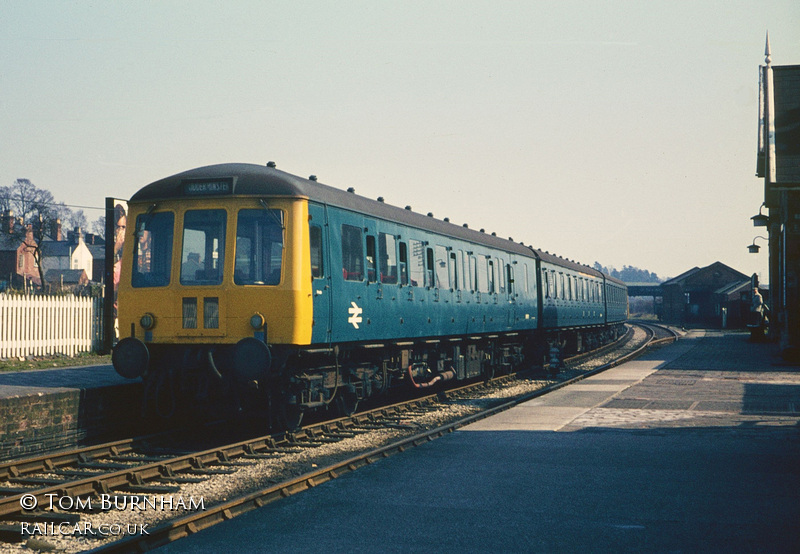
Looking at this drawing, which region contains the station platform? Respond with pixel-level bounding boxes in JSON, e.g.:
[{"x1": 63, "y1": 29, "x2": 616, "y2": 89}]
[
  {"x1": 0, "y1": 364, "x2": 140, "y2": 459},
  {"x1": 160, "y1": 330, "x2": 800, "y2": 553}
]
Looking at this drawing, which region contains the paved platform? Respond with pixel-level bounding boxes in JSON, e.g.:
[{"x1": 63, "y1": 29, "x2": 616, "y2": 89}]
[
  {"x1": 159, "y1": 330, "x2": 800, "y2": 553},
  {"x1": 0, "y1": 365, "x2": 140, "y2": 459}
]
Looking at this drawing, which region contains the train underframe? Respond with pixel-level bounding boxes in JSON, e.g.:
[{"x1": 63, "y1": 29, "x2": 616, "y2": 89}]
[{"x1": 138, "y1": 323, "x2": 625, "y2": 428}]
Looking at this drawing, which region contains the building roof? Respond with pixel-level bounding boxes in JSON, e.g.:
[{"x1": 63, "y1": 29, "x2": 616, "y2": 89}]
[
  {"x1": 714, "y1": 279, "x2": 752, "y2": 296},
  {"x1": 0, "y1": 233, "x2": 21, "y2": 252},
  {"x1": 44, "y1": 269, "x2": 87, "y2": 284},
  {"x1": 661, "y1": 262, "x2": 748, "y2": 287},
  {"x1": 661, "y1": 267, "x2": 701, "y2": 286},
  {"x1": 86, "y1": 243, "x2": 105, "y2": 260}
]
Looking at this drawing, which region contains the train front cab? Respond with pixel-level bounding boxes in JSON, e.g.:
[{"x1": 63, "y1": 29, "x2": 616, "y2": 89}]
[{"x1": 113, "y1": 195, "x2": 314, "y2": 387}]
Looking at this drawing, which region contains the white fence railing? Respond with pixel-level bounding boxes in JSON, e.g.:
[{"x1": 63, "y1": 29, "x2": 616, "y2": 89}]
[{"x1": 0, "y1": 295, "x2": 104, "y2": 359}]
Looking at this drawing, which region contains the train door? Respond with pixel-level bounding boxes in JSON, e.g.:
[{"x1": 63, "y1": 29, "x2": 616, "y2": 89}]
[
  {"x1": 506, "y1": 262, "x2": 516, "y2": 329},
  {"x1": 308, "y1": 203, "x2": 332, "y2": 344}
]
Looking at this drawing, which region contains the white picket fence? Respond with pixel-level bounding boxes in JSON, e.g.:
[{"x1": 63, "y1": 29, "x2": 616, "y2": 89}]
[{"x1": 0, "y1": 294, "x2": 104, "y2": 358}]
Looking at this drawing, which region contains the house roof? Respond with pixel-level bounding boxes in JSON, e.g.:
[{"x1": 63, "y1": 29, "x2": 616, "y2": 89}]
[
  {"x1": 41, "y1": 240, "x2": 75, "y2": 257},
  {"x1": 661, "y1": 262, "x2": 748, "y2": 287},
  {"x1": 87, "y1": 244, "x2": 105, "y2": 260},
  {"x1": 45, "y1": 269, "x2": 87, "y2": 284},
  {"x1": 714, "y1": 279, "x2": 752, "y2": 296},
  {"x1": 661, "y1": 267, "x2": 701, "y2": 286},
  {"x1": 0, "y1": 233, "x2": 21, "y2": 252}
]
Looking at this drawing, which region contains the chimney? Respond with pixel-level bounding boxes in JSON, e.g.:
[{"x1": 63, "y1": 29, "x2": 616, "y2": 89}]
[
  {"x1": 50, "y1": 218, "x2": 62, "y2": 241},
  {"x1": 2, "y1": 210, "x2": 13, "y2": 234}
]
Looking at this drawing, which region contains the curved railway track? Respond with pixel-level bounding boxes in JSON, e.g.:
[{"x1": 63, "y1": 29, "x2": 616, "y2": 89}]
[{"x1": 0, "y1": 323, "x2": 679, "y2": 552}]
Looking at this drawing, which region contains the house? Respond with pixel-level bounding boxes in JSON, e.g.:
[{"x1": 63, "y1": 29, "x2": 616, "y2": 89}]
[
  {"x1": 661, "y1": 262, "x2": 750, "y2": 327},
  {"x1": 0, "y1": 211, "x2": 40, "y2": 287},
  {"x1": 40, "y1": 227, "x2": 94, "y2": 282},
  {"x1": 44, "y1": 268, "x2": 89, "y2": 292}
]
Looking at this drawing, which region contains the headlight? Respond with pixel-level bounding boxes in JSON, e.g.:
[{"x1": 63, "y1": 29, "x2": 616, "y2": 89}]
[
  {"x1": 140, "y1": 313, "x2": 156, "y2": 330},
  {"x1": 250, "y1": 313, "x2": 265, "y2": 330}
]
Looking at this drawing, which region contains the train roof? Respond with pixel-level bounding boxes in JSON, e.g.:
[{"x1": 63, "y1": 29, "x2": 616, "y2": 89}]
[{"x1": 131, "y1": 163, "x2": 606, "y2": 278}]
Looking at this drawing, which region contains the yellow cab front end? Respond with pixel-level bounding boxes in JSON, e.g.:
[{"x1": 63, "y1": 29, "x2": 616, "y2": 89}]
[{"x1": 113, "y1": 195, "x2": 313, "y2": 388}]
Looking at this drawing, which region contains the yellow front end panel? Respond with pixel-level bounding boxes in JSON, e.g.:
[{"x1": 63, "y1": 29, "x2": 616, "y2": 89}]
[{"x1": 116, "y1": 197, "x2": 313, "y2": 346}]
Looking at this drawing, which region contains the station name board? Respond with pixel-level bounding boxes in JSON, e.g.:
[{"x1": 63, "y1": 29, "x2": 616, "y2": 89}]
[{"x1": 181, "y1": 178, "x2": 234, "y2": 196}]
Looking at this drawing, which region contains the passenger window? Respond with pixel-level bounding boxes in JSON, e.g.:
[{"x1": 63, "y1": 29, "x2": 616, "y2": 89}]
[
  {"x1": 459, "y1": 251, "x2": 467, "y2": 290},
  {"x1": 132, "y1": 211, "x2": 174, "y2": 288},
  {"x1": 341, "y1": 224, "x2": 364, "y2": 281},
  {"x1": 379, "y1": 233, "x2": 398, "y2": 284},
  {"x1": 435, "y1": 245, "x2": 449, "y2": 289},
  {"x1": 426, "y1": 247, "x2": 435, "y2": 288},
  {"x1": 524, "y1": 264, "x2": 530, "y2": 293},
  {"x1": 398, "y1": 241, "x2": 409, "y2": 285},
  {"x1": 366, "y1": 235, "x2": 377, "y2": 283},
  {"x1": 543, "y1": 271, "x2": 549, "y2": 298},
  {"x1": 469, "y1": 256, "x2": 477, "y2": 292},
  {"x1": 477, "y1": 257, "x2": 488, "y2": 293},
  {"x1": 497, "y1": 258, "x2": 505, "y2": 293},
  {"x1": 409, "y1": 239, "x2": 425, "y2": 286},
  {"x1": 449, "y1": 252, "x2": 458, "y2": 290},
  {"x1": 507, "y1": 264, "x2": 514, "y2": 295},
  {"x1": 181, "y1": 209, "x2": 226, "y2": 286},
  {"x1": 487, "y1": 259, "x2": 495, "y2": 294},
  {"x1": 234, "y1": 209, "x2": 284, "y2": 286},
  {"x1": 310, "y1": 225, "x2": 324, "y2": 279}
]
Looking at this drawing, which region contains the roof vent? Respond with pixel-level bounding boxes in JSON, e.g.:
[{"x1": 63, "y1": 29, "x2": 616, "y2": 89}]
[
  {"x1": 309, "y1": 175, "x2": 317, "y2": 181},
  {"x1": 480, "y1": 229, "x2": 485, "y2": 233},
  {"x1": 444, "y1": 217, "x2": 450, "y2": 222},
  {"x1": 377, "y1": 197, "x2": 385, "y2": 202},
  {"x1": 463, "y1": 223, "x2": 469, "y2": 228},
  {"x1": 267, "y1": 161, "x2": 276, "y2": 168},
  {"x1": 491, "y1": 232, "x2": 497, "y2": 236},
  {"x1": 427, "y1": 212, "x2": 434, "y2": 218},
  {"x1": 508, "y1": 237, "x2": 513, "y2": 241},
  {"x1": 405, "y1": 205, "x2": 412, "y2": 211},
  {"x1": 347, "y1": 187, "x2": 356, "y2": 193}
]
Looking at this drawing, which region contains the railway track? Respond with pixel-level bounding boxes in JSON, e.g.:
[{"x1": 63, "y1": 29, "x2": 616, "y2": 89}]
[{"x1": 0, "y1": 323, "x2": 678, "y2": 552}]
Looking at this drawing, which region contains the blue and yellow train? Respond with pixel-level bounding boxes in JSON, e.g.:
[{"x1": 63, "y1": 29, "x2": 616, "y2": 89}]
[{"x1": 112, "y1": 163, "x2": 627, "y2": 424}]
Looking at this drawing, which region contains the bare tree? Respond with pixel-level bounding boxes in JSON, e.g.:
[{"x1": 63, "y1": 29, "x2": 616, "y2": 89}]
[
  {"x1": 92, "y1": 215, "x2": 106, "y2": 240},
  {"x1": 4, "y1": 179, "x2": 60, "y2": 287}
]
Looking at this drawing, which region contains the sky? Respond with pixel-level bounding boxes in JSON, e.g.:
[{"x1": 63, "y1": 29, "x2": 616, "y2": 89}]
[{"x1": 1, "y1": 1, "x2": 798, "y2": 281}]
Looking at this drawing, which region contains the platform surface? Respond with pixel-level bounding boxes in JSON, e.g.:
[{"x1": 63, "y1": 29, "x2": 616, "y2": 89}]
[
  {"x1": 157, "y1": 330, "x2": 800, "y2": 553},
  {"x1": 0, "y1": 364, "x2": 124, "y2": 399}
]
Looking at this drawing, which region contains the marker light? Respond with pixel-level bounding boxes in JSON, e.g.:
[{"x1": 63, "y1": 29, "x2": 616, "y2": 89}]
[
  {"x1": 250, "y1": 313, "x2": 265, "y2": 330},
  {"x1": 140, "y1": 313, "x2": 156, "y2": 330}
]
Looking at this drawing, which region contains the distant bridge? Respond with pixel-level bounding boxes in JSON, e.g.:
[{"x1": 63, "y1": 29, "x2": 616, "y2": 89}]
[{"x1": 625, "y1": 282, "x2": 662, "y2": 297}]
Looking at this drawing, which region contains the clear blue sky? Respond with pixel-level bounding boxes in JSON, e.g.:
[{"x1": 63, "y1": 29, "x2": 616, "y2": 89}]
[{"x1": 2, "y1": 1, "x2": 798, "y2": 280}]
